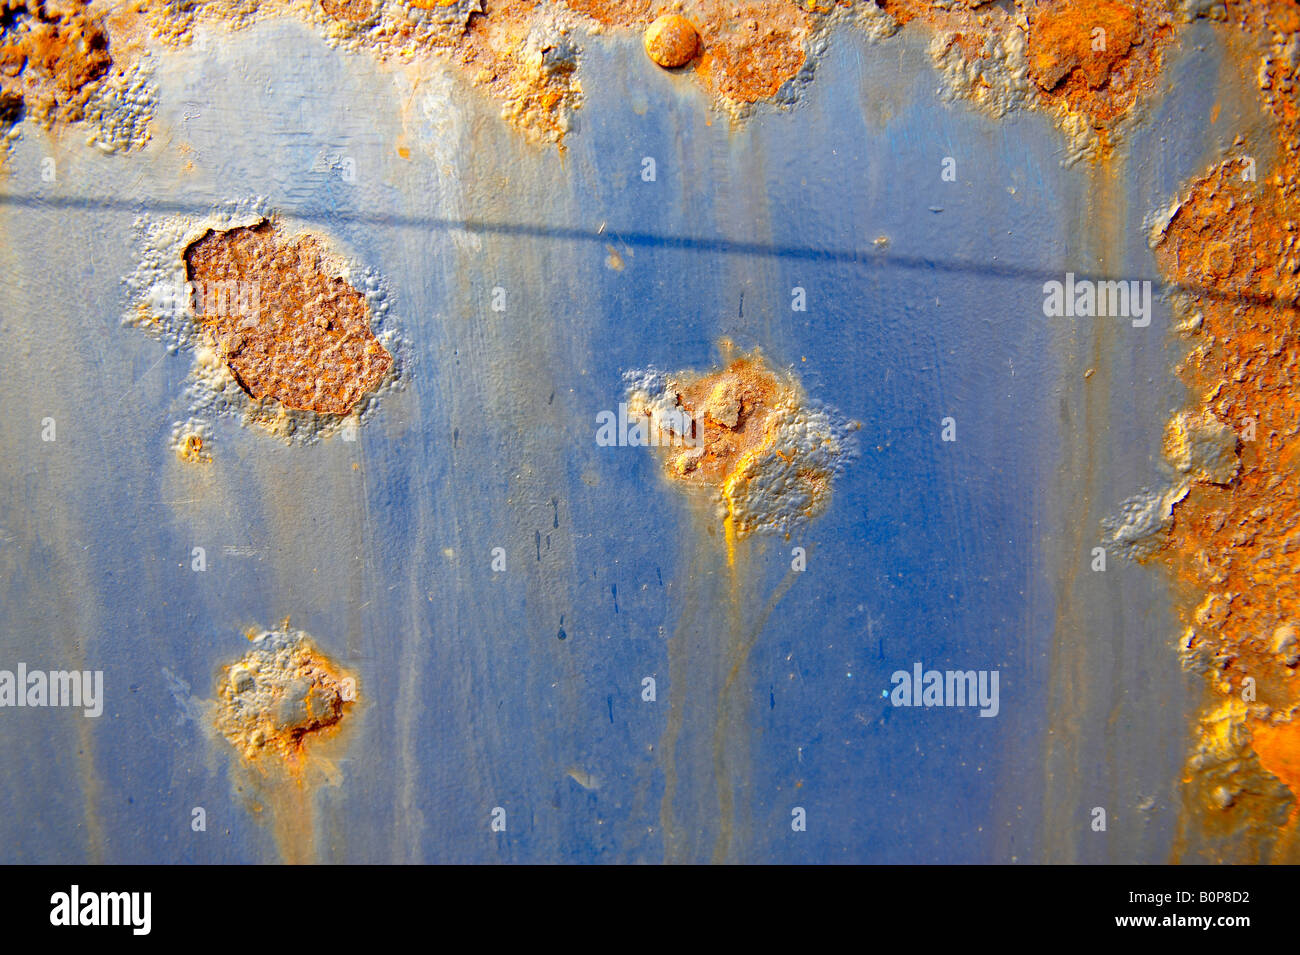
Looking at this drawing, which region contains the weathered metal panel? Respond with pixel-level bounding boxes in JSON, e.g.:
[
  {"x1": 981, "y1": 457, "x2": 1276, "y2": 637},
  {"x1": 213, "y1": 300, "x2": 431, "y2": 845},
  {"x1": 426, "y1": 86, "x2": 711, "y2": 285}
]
[{"x1": 1, "y1": 0, "x2": 1295, "y2": 864}]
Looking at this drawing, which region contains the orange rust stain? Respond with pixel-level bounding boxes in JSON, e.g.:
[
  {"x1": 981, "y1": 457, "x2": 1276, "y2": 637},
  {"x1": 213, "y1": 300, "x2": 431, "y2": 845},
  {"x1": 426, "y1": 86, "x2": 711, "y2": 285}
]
[
  {"x1": 878, "y1": 1, "x2": 1017, "y2": 45},
  {"x1": 215, "y1": 629, "x2": 355, "y2": 770},
  {"x1": 184, "y1": 222, "x2": 394, "y2": 416},
  {"x1": 214, "y1": 626, "x2": 357, "y2": 863},
  {"x1": 886, "y1": 0, "x2": 1173, "y2": 158},
  {"x1": 0, "y1": 0, "x2": 112, "y2": 126},
  {"x1": 1027, "y1": 0, "x2": 1141, "y2": 95},
  {"x1": 1031, "y1": 0, "x2": 1173, "y2": 132},
  {"x1": 448, "y1": 0, "x2": 583, "y2": 146},
  {"x1": 633, "y1": 352, "x2": 783, "y2": 487},
  {"x1": 1254, "y1": 721, "x2": 1300, "y2": 821},
  {"x1": 561, "y1": 0, "x2": 652, "y2": 26},
  {"x1": 0, "y1": 44, "x2": 25, "y2": 77},
  {"x1": 628, "y1": 346, "x2": 846, "y2": 544},
  {"x1": 75, "y1": 0, "x2": 1165, "y2": 152},
  {"x1": 176, "y1": 430, "x2": 207, "y2": 463},
  {"x1": 320, "y1": 0, "x2": 376, "y2": 22},
  {"x1": 873, "y1": 0, "x2": 915, "y2": 26},
  {"x1": 1146, "y1": 0, "x2": 1300, "y2": 857},
  {"x1": 691, "y1": 1, "x2": 815, "y2": 104}
]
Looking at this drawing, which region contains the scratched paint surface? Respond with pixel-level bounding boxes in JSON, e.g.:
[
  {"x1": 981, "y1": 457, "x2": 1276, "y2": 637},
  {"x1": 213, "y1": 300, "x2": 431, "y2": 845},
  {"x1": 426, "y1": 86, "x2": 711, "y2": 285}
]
[{"x1": 0, "y1": 12, "x2": 1264, "y2": 863}]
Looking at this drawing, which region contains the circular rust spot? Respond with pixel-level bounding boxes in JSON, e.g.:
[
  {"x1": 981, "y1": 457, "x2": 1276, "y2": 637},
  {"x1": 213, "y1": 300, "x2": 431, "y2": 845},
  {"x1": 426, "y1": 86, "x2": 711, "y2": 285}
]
[
  {"x1": 644, "y1": 14, "x2": 699, "y2": 69},
  {"x1": 1201, "y1": 240, "x2": 1236, "y2": 282}
]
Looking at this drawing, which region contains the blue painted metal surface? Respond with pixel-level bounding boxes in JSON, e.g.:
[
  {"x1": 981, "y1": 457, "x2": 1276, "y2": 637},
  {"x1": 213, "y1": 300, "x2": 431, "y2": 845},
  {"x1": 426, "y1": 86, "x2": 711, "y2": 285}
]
[{"x1": 0, "y1": 16, "x2": 1256, "y2": 862}]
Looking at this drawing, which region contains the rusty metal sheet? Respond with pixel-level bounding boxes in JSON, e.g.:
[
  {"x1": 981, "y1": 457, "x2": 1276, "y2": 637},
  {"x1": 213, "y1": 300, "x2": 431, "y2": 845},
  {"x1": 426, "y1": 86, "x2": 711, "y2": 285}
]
[{"x1": 0, "y1": 0, "x2": 1295, "y2": 867}]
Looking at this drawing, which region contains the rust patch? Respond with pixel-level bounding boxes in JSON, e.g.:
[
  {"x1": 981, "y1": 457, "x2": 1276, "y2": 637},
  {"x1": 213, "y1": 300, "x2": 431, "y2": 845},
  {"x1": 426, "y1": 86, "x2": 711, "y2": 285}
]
[
  {"x1": 443, "y1": 0, "x2": 584, "y2": 146},
  {"x1": 215, "y1": 626, "x2": 356, "y2": 767},
  {"x1": 1253, "y1": 720, "x2": 1300, "y2": 820},
  {"x1": 320, "y1": 0, "x2": 377, "y2": 22},
  {"x1": 44, "y1": 0, "x2": 1208, "y2": 149},
  {"x1": 1139, "y1": 0, "x2": 1300, "y2": 859},
  {"x1": 213, "y1": 624, "x2": 357, "y2": 864},
  {"x1": 1028, "y1": 0, "x2": 1139, "y2": 92},
  {"x1": 174, "y1": 427, "x2": 210, "y2": 464},
  {"x1": 884, "y1": 0, "x2": 1174, "y2": 160},
  {"x1": 1180, "y1": 698, "x2": 1294, "y2": 859},
  {"x1": 562, "y1": 0, "x2": 650, "y2": 26},
  {"x1": 0, "y1": 0, "x2": 112, "y2": 126},
  {"x1": 184, "y1": 221, "x2": 394, "y2": 416},
  {"x1": 691, "y1": 2, "x2": 814, "y2": 104},
  {"x1": 625, "y1": 345, "x2": 852, "y2": 541},
  {"x1": 639, "y1": 352, "x2": 782, "y2": 486},
  {"x1": 1024, "y1": 0, "x2": 1167, "y2": 129}
]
